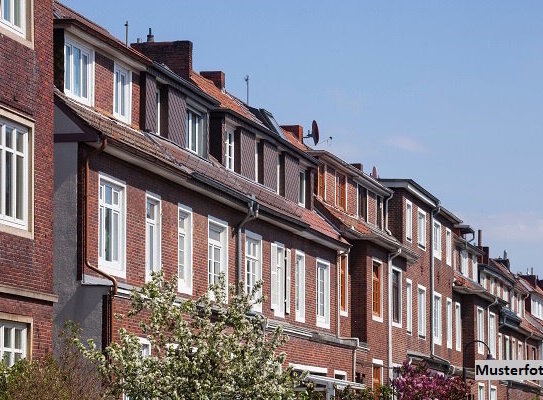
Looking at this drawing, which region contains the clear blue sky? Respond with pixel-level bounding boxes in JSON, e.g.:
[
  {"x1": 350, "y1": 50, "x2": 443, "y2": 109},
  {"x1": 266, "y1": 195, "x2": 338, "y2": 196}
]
[{"x1": 63, "y1": 0, "x2": 543, "y2": 274}]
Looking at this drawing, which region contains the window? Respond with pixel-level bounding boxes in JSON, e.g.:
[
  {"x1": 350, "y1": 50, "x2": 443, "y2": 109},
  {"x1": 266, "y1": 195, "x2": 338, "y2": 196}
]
[
  {"x1": 186, "y1": 109, "x2": 204, "y2": 156},
  {"x1": 0, "y1": 0, "x2": 24, "y2": 34},
  {"x1": 372, "y1": 361, "x2": 383, "y2": 392},
  {"x1": 254, "y1": 140, "x2": 260, "y2": 183},
  {"x1": 271, "y1": 243, "x2": 290, "y2": 317},
  {"x1": 512, "y1": 338, "x2": 516, "y2": 360},
  {"x1": 498, "y1": 334, "x2": 502, "y2": 360},
  {"x1": 295, "y1": 251, "x2": 305, "y2": 322},
  {"x1": 155, "y1": 88, "x2": 161, "y2": 134},
  {"x1": 98, "y1": 175, "x2": 125, "y2": 277},
  {"x1": 417, "y1": 210, "x2": 426, "y2": 249},
  {"x1": 178, "y1": 204, "x2": 193, "y2": 295},
  {"x1": 406, "y1": 200, "x2": 412, "y2": 241},
  {"x1": 489, "y1": 312, "x2": 496, "y2": 357},
  {"x1": 490, "y1": 386, "x2": 497, "y2": 400},
  {"x1": 503, "y1": 286, "x2": 509, "y2": 304},
  {"x1": 446, "y1": 228, "x2": 452, "y2": 265},
  {"x1": 472, "y1": 255, "x2": 478, "y2": 281},
  {"x1": 245, "y1": 231, "x2": 262, "y2": 312},
  {"x1": 392, "y1": 268, "x2": 402, "y2": 327},
  {"x1": 0, "y1": 321, "x2": 27, "y2": 366},
  {"x1": 372, "y1": 260, "x2": 382, "y2": 321},
  {"x1": 478, "y1": 383, "x2": 485, "y2": 400},
  {"x1": 318, "y1": 164, "x2": 325, "y2": 199},
  {"x1": 208, "y1": 217, "x2": 228, "y2": 298},
  {"x1": 433, "y1": 292, "x2": 442, "y2": 345},
  {"x1": 532, "y1": 296, "x2": 543, "y2": 320},
  {"x1": 340, "y1": 255, "x2": 348, "y2": 316},
  {"x1": 490, "y1": 278, "x2": 495, "y2": 295},
  {"x1": 0, "y1": 118, "x2": 29, "y2": 229},
  {"x1": 376, "y1": 196, "x2": 383, "y2": 229},
  {"x1": 504, "y1": 336, "x2": 510, "y2": 360},
  {"x1": 418, "y1": 285, "x2": 426, "y2": 338},
  {"x1": 64, "y1": 38, "x2": 93, "y2": 105},
  {"x1": 433, "y1": 221, "x2": 441, "y2": 259},
  {"x1": 518, "y1": 342, "x2": 523, "y2": 360},
  {"x1": 145, "y1": 195, "x2": 161, "y2": 281},
  {"x1": 225, "y1": 130, "x2": 234, "y2": 171},
  {"x1": 477, "y1": 307, "x2": 485, "y2": 354},
  {"x1": 298, "y1": 170, "x2": 306, "y2": 207},
  {"x1": 455, "y1": 302, "x2": 461, "y2": 351},
  {"x1": 335, "y1": 173, "x2": 346, "y2": 209},
  {"x1": 316, "y1": 259, "x2": 330, "y2": 328},
  {"x1": 406, "y1": 279, "x2": 413, "y2": 334},
  {"x1": 276, "y1": 154, "x2": 281, "y2": 194},
  {"x1": 113, "y1": 63, "x2": 131, "y2": 123},
  {"x1": 460, "y1": 250, "x2": 468, "y2": 276},
  {"x1": 357, "y1": 184, "x2": 367, "y2": 221},
  {"x1": 446, "y1": 298, "x2": 452, "y2": 349},
  {"x1": 334, "y1": 371, "x2": 347, "y2": 381},
  {"x1": 124, "y1": 338, "x2": 151, "y2": 400}
]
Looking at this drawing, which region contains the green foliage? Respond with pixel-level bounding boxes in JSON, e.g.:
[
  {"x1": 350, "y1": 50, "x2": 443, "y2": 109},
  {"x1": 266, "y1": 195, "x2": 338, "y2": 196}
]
[
  {"x1": 0, "y1": 323, "x2": 109, "y2": 400},
  {"x1": 77, "y1": 272, "x2": 306, "y2": 399}
]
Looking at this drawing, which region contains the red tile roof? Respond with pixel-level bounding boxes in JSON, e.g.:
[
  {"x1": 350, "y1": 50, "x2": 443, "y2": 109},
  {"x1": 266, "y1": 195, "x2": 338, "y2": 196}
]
[
  {"x1": 55, "y1": 89, "x2": 345, "y2": 246},
  {"x1": 282, "y1": 128, "x2": 310, "y2": 151},
  {"x1": 53, "y1": 1, "x2": 151, "y2": 65}
]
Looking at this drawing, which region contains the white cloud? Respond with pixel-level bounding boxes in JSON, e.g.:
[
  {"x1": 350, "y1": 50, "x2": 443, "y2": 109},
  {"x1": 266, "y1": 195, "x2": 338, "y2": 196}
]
[
  {"x1": 385, "y1": 135, "x2": 428, "y2": 154},
  {"x1": 476, "y1": 212, "x2": 543, "y2": 245}
]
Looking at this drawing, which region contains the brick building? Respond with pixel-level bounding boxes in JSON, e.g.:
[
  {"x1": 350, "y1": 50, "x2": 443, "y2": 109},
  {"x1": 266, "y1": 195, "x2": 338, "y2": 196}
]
[{"x1": 0, "y1": 0, "x2": 57, "y2": 365}]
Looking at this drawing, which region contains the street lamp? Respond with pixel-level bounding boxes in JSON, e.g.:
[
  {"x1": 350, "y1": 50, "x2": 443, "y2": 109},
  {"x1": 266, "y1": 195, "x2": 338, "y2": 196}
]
[{"x1": 463, "y1": 340, "x2": 494, "y2": 382}]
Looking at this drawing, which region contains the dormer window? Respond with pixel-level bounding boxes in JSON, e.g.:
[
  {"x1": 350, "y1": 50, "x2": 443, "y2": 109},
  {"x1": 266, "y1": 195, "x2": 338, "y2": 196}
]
[
  {"x1": 225, "y1": 130, "x2": 234, "y2": 171},
  {"x1": 155, "y1": 88, "x2": 161, "y2": 134},
  {"x1": 186, "y1": 109, "x2": 204, "y2": 157},
  {"x1": 0, "y1": 0, "x2": 24, "y2": 35},
  {"x1": 113, "y1": 63, "x2": 131, "y2": 123},
  {"x1": 64, "y1": 37, "x2": 93, "y2": 106},
  {"x1": 335, "y1": 173, "x2": 346, "y2": 210},
  {"x1": 298, "y1": 170, "x2": 306, "y2": 207}
]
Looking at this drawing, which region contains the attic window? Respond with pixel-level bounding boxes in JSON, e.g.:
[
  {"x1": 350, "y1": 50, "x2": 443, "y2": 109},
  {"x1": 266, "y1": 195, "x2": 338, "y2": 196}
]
[
  {"x1": 0, "y1": 0, "x2": 24, "y2": 35},
  {"x1": 186, "y1": 109, "x2": 205, "y2": 157},
  {"x1": 64, "y1": 37, "x2": 93, "y2": 106}
]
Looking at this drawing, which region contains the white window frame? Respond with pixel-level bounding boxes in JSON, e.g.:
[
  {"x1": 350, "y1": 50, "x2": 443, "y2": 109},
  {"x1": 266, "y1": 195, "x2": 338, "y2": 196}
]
[
  {"x1": 186, "y1": 108, "x2": 203, "y2": 156},
  {"x1": 113, "y1": 62, "x2": 132, "y2": 124},
  {"x1": 145, "y1": 193, "x2": 161, "y2": 282},
  {"x1": 316, "y1": 258, "x2": 330, "y2": 329},
  {"x1": 490, "y1": 385, "x2": 497, "y2": 400},
  {"x1": 64, "y1": 36, "x2": 94, "y2": 106},
  {"x1": 245, "y1": 230, "x2": 262, "y2": 312},
  {"x1": 391, "y1": 267, "x2": 402, "y2": 328},
  {"x1": 433, "y1": 292, "x2": 442, "y2": 345},
  {"x1": 472, "y1": 254, "x2": 478, "y2": 281},
  {"x1": 477, "y1": 307, "x2": 485, "y2": 355},
  {"x1": 177, "y1": 204, "x2": 193, "y2": 295},
  {"x1": 225, "y1": 130, "x2": 235, "y2": 171},
  {"x1": 418, "y1": 285, "x2": 426, "y2": 339},
  {"x1": 155, "y1": 88, "x2": 161, "y2": 134},
  {"x1": 417, "y1": 209, "x2": 426, "y2": 249},
  {"x1": 298, "y1": 170, "x2": 306, "y2": 207},
  {"x1": 254, "y1": 140, "x2": 259, "y2": 182},
  {"x1": 276, "y1": 154, "x2": 281, "y2": 194},
  {"x1": 455, "y1": 302, "x2": 461, "y2": 351},
  {"x1": 0, "y1": 0, "x2": 25, "y2": 35},
  {"x1": 0, "y1": 117, "x2": 29, "y2": 230},
  {"x1": 446, "y1": 298, "x2": 452, "y2": 349},
  {"x1": 270, "y1": 242, "x2": 285, "y2": 318},
  {"x1": 372, "y1": 359, "x2": 384, "y2": 390},
  {"x1": 339, "y1": 254, "x2": 348, "y2": 317},
  {"x1": 98, "y1": 173, "x2": 126, "y2": 278},
  {"x1": 334, "y1": 370, "x2": 347, "y2": 381},
  {"x1": 405, "y1": 200, "x2": 412, "y2": 242},
  {"x1": 433, "y1": 220, "x2": 441, "y2": 260},
  {"x1": 207, "y1": 216, "x2": 229, "y2": 301},
  {"x1": 512, "y1": 338, "x2": 516, "y2": 360},
  {"x1": 489, "y1": 312, "x2": 496, "y2": 357},
  {"x1": 406, "y1": 279, "x2": 413, "y2": 334},
  {"x1": 0, "y1": 320, "x2": 27, "y2": 366},
  {"x1": 498, "y1": 333, "x2": 502, "y2": 360},
  {"x1": 446, "y1": 228, "x2": 452, "y2": 266},
  {"x1": 295, "y1": 250, "x2": 306, "y2": 323},
  {"x1": 504, "y1": 335, "x2": 510, "y2": 360},
  {"x1": 478, "y1": 383, "x2": 485, "y2": 400},
  {"x1": 372, "y1": 259, "x2": 383, "y2": 323},
  {"x1": 460, "y1": 250, "x2": 468, "y2": 277}
]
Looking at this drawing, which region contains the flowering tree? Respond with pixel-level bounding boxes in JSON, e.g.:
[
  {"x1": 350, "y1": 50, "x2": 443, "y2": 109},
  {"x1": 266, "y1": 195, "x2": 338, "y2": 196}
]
[
  {"x1": 392, "y1": 361, "x2": 470, "y2": 400},
  {"x1": 77, "y1": 273, "x2": 305, "y2": 399}
]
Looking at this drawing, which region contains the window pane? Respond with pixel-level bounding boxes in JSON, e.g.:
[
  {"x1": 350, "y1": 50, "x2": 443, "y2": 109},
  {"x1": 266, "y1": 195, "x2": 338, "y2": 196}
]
[
  {"x1": 98, "y1": 206, "x2": 103, "y2": 257},
  {"x1": 120, "y1": 74, "x2": 126, "y2": 115},
  {"x1": 5, "y1": 127, "x2": 12, "y2": 148},
  {"x1": 15, "y1": 155, "x2": 23, "y2": 220},
  {"x1": 209, "y1": 227, "x2": 221, "y2": 242},
  {"x1": 105, "y1": 185, "x2": 112, "y2": 205},
  {"x1": 14, "y1": 329, "x2": 22, "y2": 350},
  {"x1": 5, "y1": 152, "x2": 12, "y2": 217},
  {"x1": 104, "y1": 208, "x2": 111, "y2": 261},
  {"x1": 191, "y1": 115, "x2": 197, "y2": 152},
  {"x1": 64, "y1": 45, "x2": 71, "y2": 91},
  {"x1": 112, "y1": 211, "x2": 119, "y2": 262},
  {"x1": 16, "y1": 131, "x2": 23, "y2": 153},
  {"x1": 114, "y1": 72, "x2": 119, "y2": 113},
  {"x1": 3, "y1": 0, "x2": 11, "y2": 23},
  {"x1": 82, "y1": 54, "x2": 88, "y2": 99},
  {"x1": 14, "y1": 0, "x2": 21, "y2": 28},
  {"x1": 73, "y1": 47, "x2": 81, "y2": 97},
  {"x1": 178, "y1": 234, "x2": 185, "y2": 278},
  {"x1": 4, "y1": 327, "x2": 12, "y2": 347}
]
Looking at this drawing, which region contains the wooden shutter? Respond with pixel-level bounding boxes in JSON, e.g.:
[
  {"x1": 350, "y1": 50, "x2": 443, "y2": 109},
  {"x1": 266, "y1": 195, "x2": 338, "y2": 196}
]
[
  {"x1": 285, "y1": 249, "x2": 291, "y2": 314},
  {"x1": 271, "y1": 243, "x2": 278, "y2": 310}
]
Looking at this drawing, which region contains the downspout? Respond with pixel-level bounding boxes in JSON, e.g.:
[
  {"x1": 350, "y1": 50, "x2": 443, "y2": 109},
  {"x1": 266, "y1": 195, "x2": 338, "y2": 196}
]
[
  {"x1": 234, "y1": 196, "x2": 259, "y2": 293},
  {"x1": 83, "y1": 139, "x2": 118, "y2": 348},
  {"x1": 336, "y1": 247, "x2": 359, "y2": 381},
  {"x1": 430, "y1": 202, "x2": 441, "y2": 357},
  {"x1": 388, "y1": 248, "x2": 402, "y2": 381},
  {"x1": 524, "y1": 331, "x2": 534, "y2": 360}
]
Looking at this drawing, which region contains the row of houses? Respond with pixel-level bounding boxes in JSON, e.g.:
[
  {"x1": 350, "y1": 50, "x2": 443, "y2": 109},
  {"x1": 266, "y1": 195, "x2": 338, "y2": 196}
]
[{"x1": 1, "y1": 0, "x2": 542, "y2": 398}]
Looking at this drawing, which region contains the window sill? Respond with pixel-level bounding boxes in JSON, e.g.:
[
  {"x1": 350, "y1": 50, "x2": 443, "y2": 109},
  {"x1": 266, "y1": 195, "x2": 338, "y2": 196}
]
[
  {"x1": 97, "y1": 262, "x2": 126, "y2": 279},
  {"x1": 372, "y1": 315, "x2": 383, "y2": 323},
  {"x1": 295, "y1": 315, "x2": 305, "y2": 324},
  {"x1": 392, "y1": 322, "x2": 402, "y2": 329},
  {"x1": 0, "y1": 23, "x2": 33, "y2": 49},
  {"x1": 418, "y1": 334, "x2": 426, "y2": 340},
  {"x1": 64, "y1": 91, "x2": 92, "y2": 107},
  {"x1": 340, "y1": 310, "x2": 348, "y2": 317},
  {"x1": 316, "y1": 320, "x2": 330, "y2": 330},
  {"x1": 0, "y1": 221, "x2": 33, "y2": 240},
  {"x1": 418, "y1": 244, "x2": 426, "y2": 251}
]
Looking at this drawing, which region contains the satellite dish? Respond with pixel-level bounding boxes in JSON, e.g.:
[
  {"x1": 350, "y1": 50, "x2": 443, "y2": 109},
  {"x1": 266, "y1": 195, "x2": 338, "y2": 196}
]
[{"x1": 303, "y1": 120, "x2": 320, "y2": 146}]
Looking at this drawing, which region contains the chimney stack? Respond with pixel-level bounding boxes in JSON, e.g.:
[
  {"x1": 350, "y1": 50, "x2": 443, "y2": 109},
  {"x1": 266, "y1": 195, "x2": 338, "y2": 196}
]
[
  {"x1": 478, "y1": 229, "x2": 482, "y2": 247},
  {"x1": 146, "y1": 28, "x2": 154, "y2": 43},
  {"x1": 281, "y1": 125, "x2": 304, "y2": 143},
  {"x1": 504, "y1": 250, "x2": 508, "y2": 260},
  {"x1": 200, "y1": 71, "x2": 225, "y2": 91}
]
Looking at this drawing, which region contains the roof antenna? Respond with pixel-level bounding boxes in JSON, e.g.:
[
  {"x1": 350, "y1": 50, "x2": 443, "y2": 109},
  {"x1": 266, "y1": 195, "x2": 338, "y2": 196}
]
[
  {"x1": 124, "y1": 21, "x2": 128, "y2": 46},
  {"x1": 245, "y1": 75, "x2": 249, "y2": 105}
]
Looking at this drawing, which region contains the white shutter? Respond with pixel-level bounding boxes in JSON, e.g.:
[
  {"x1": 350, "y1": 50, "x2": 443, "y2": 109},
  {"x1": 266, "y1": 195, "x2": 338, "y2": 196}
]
[
  {"x1": 271, "y1": 243, "x2": 278, "y2": 310},
  {"x1": 285, "y1": 249, "x2": 291, "y2": 314}
]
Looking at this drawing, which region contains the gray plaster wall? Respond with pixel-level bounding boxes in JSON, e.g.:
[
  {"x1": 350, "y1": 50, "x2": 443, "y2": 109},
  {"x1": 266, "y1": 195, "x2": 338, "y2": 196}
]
[{"x1": 53, "y1": 142, "x2": 107, "y2": 354}]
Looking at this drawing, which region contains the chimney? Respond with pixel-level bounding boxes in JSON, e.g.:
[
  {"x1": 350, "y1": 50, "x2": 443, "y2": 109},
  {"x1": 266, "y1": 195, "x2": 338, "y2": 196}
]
[
  {"x1": 478, "y1": 229, "x2": 483, "y2": 248},
  {"x1": 280, "y1": 125, "x2": 304, "y2": 143},
  {"x1": 146, "y1": 28, "x2": 154, "y2": 43},
  {"x1": 200, "y1": 71, "x2": 225, "y2": 90},
  {"x1": 504, "y1": 250, "x2": 508, "y2": 260},
  {"x1": 371, "y1": 166, "x2": 378, "y2": 178},
  {"x1": 482, "y1": 246, "x2": 490, "y2": 265},
  {"x1": 351, "y1": 163, "x2": 363, "y2": 171},
  {"x1": 132, "y1": 40, "x2": 193, "y2": 79}
]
